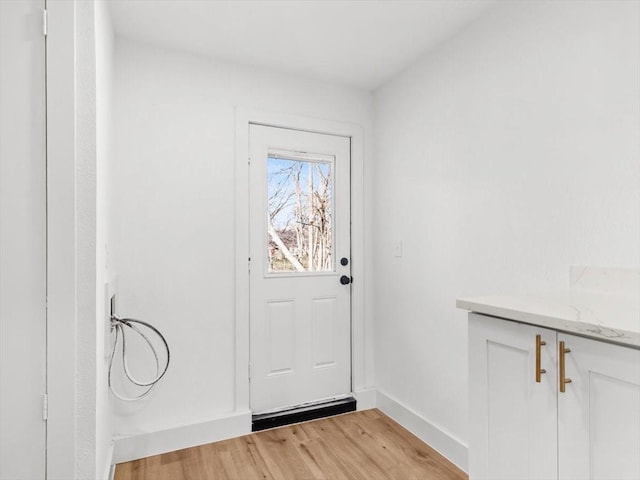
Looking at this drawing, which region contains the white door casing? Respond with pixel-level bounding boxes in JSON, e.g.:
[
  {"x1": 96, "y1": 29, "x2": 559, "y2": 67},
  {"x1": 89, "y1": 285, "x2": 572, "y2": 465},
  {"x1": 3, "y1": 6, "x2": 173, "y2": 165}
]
[
  {"x1": 249, "y1": 124, "x2": 351, "y2": 413},
  {"x1": 0, "y1": 1, "x2": 47, "y2": 479}
]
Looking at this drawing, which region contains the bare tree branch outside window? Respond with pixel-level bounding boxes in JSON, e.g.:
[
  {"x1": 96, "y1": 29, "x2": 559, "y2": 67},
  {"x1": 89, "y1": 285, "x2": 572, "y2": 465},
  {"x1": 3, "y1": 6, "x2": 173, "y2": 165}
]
[{"x1": 267, "y1": 157, "x2": 333, "y2": 272}]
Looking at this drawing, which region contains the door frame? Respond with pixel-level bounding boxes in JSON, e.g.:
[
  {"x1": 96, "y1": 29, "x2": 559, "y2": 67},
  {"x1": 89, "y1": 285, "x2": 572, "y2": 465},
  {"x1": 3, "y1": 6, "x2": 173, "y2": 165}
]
[
  {"x1": 46, "y1": 1, "x2": 78, "y2": 477},
  {"x1": 234, "y1": 109, "x2": 367, "y2": 412}
]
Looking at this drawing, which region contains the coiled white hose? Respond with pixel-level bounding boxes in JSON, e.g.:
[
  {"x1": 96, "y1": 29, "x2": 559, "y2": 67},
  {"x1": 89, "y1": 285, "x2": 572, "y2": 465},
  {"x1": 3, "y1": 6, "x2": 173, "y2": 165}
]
[{"x1": 108, "y1": 315, "x2": 170, "y2": 402}]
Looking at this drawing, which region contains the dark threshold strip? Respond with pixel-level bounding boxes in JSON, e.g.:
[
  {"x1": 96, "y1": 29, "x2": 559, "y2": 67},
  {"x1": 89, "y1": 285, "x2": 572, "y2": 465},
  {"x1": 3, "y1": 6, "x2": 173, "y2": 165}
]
[{"x1": 251, "y1": 397, "x2": 357, "y2": 432}]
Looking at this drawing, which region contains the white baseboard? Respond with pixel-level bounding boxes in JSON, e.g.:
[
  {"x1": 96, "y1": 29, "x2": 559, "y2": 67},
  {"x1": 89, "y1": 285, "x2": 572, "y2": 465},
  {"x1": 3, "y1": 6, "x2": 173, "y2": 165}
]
[
  {"x1": 104, "y1": 444, "x2": 114, "y2": 480},
  {"x1": 353, "y1": 387, "x2": 377, "y2": 410},
  {"x1": 111, "y1": 393, "x2": 468, "y2": 473},
  {"x1": 376, "y1": 390, "x2": 468, "y2": 473},
  {"x1": 112, "y1": 411, "x2": 252, "y2": 464}
]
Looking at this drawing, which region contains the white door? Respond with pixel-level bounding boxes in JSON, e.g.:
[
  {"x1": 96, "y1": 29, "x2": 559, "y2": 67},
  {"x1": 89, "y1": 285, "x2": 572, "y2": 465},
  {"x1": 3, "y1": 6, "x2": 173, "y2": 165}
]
[
  {"x1": 0, "y1": 1, "x2": 47, "y2": 479},
  {"x1": 249, "y1": 124, "x2": 351, "y2": 413},
  {"x1": 468, "y1": 313, "x2": 557, "y2": 480},
  {"x1": 558, "y1": 334, "x2": 640, "y2": 480}
]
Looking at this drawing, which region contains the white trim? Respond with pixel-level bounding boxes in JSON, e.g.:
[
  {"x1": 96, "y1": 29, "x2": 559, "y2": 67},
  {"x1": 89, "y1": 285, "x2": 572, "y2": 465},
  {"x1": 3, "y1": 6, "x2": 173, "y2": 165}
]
[
  {"x1": 112, "y1": 411, "x2": 252, "y2": 464},
  {"x1": 376, "y1": 390, "x2": 468, "y2": 473},
  {"x1": 353, "y1": 388, "x2": 377, "y2": 410},
  {"x1": 108, "y1": 391, "x2": 467, "y2": 471},
  {"x1": 46, "y1": 2, "x2": 77, "y2": 478},
  {"x1": 234, "y1": 108, "x2": 368, "y2": 412},
  {"x1": 103, "y1": 444, "x2": 114, "y2": 480}
]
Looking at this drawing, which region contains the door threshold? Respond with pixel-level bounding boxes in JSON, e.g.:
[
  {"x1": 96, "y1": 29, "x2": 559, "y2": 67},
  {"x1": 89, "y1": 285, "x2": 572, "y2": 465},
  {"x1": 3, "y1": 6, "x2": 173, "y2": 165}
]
[{"x1": 251, "y1": 396, "x2": 357, "y2": 432}]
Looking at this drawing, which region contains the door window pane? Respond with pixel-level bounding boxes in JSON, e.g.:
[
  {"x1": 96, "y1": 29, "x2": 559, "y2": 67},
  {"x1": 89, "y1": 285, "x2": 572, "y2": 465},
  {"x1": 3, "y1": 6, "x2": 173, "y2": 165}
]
[{"x1": 267, "y1": 154, "x2": 334, "y2": 273}]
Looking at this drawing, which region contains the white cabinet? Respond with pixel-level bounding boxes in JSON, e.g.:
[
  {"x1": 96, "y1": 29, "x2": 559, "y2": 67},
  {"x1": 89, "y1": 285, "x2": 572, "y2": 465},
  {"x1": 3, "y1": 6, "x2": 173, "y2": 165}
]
[
  {"x1": 558, "y1": 333, "x2": 640, "y2": 480},
  {"x1": 469, "y1": 313, "x2": 640, "y2": 480},
  {"x1": 469, "y1": 314, "x2": 558, "y2": 480}
]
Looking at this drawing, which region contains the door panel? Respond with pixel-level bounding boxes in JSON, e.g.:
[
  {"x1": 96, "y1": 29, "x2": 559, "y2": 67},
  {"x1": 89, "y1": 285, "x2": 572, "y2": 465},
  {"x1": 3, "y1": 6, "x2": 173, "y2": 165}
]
[
  {"x1": 266, "y1": 300, "x2": 295, "y2": 375},
  {"x1": 312, "y1": 297, "x2": 337, "y2": 368},
  {"x1": 249, "y1": 125, "x2": 351, "y2": 413},
  {"x1": 0, "y1": 1, "x2": 47, "y2": 479},
  {"x1": 558, "y1": 334, "x2": 640, "y2": 480}
]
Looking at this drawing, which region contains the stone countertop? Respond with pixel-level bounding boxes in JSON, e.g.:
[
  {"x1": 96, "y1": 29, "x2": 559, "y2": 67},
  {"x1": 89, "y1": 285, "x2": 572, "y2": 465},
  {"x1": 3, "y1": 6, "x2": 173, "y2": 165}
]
[{"x1": 457, "y1": 289, "x2": 640, "y2": 349}]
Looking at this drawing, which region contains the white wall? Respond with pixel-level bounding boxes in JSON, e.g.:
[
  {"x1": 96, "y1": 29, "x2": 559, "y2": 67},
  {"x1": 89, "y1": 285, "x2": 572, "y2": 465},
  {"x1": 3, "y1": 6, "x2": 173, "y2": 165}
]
[
  {"x1": 74, "y1": 1, "x2": 115, "y2": 478},
  {"x1": 373, "y1": 0, "x2": 639, "y2": 461},
  {"x1": 111, "y1": 38, "x2": 373, "y2": 437},
  {"x1": 74, "y1": 2, "x2": 98, "y2": 476},
  {"x1": 95, "y1": 1, "x2": 115, "y2": 477}
]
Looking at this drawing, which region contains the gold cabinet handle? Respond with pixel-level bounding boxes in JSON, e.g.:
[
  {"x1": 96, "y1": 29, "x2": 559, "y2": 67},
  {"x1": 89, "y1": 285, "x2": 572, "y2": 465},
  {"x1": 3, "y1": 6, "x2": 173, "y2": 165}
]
[
  {"x1": 559, "y1": 340, "x2": 572, "y2": 392},
  {"x1": 535, "y1": 334, "x2": 547, "y2": 383}
]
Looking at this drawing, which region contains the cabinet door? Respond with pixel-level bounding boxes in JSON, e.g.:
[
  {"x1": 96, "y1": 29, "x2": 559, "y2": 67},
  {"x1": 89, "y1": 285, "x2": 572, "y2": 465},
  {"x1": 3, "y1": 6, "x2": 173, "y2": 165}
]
[
  {"x1": 469, "y1": 313, "x2": 558, "y2": 480},
  {"x1": 558, "y1": 334, "x2": 640, "y2": 480}
]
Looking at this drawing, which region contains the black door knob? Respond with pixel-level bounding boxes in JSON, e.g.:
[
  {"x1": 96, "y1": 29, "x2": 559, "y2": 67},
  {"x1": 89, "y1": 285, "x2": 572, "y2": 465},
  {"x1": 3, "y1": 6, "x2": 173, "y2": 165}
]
[{"x1": 340, "y1": 275, "x2": 351, "y2": 285}]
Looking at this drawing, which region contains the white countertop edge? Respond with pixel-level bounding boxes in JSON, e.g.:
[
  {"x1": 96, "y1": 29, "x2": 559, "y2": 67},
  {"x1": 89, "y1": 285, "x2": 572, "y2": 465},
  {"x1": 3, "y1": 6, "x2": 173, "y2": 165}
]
[{"x1": 456, "y1": 298, "x2": 640, "y2": 350}]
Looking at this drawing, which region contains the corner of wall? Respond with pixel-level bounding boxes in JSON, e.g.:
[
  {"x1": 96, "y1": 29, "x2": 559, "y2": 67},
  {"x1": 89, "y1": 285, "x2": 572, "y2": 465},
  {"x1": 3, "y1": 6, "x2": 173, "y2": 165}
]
[
  {"x1": 376, "y1": 390, "x2": 468, "y2": 472},
  {"x1": 95, "y1": 0, "x2": 117, "y2": 477}
]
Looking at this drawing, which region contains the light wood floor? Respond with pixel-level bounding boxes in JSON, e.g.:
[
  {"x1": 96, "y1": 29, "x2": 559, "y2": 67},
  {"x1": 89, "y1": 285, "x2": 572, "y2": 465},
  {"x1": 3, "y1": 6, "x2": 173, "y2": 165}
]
[{"x1": 114, "y1": 409, "x2": 467, "y2": 480}]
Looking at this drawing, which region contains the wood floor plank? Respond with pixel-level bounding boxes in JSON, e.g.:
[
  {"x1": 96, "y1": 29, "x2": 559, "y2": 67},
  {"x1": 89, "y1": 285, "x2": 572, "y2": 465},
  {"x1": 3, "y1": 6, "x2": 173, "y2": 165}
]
[{"x1": 114, "y1": 409, "x2": 467, "y2": 480}]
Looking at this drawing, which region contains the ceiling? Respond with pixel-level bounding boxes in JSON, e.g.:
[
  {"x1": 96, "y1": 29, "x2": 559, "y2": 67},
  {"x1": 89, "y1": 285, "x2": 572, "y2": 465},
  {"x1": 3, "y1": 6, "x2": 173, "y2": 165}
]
[{"x1": 109, "y1": 0, "x2": 495, "y2": 91}]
